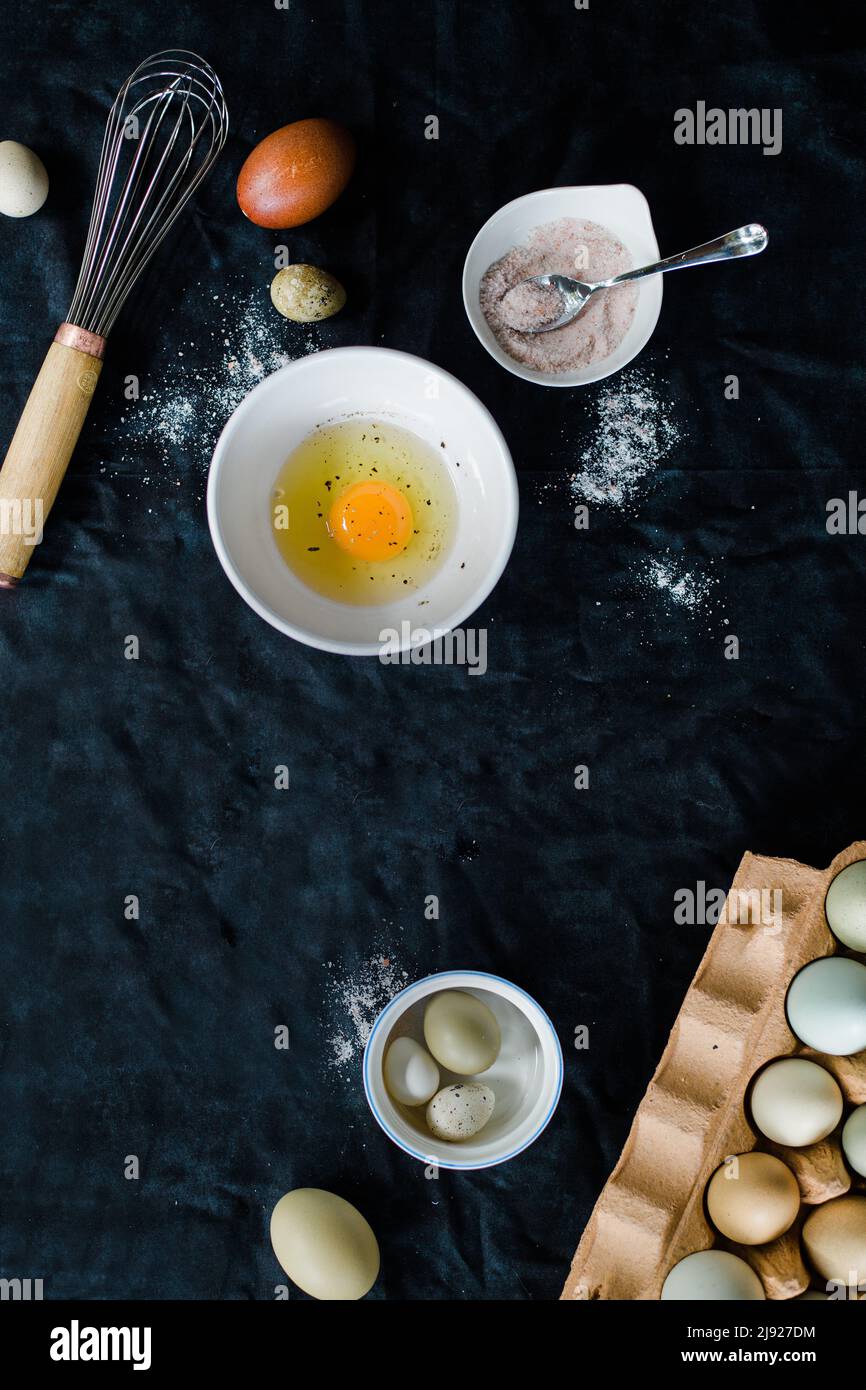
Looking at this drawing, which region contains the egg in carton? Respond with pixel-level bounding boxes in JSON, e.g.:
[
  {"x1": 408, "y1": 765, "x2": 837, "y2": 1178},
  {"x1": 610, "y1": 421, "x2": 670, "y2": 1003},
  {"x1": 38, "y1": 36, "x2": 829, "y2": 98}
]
[{"x1": 562, "y1": 842, "x2": 866, "y2": 1301}]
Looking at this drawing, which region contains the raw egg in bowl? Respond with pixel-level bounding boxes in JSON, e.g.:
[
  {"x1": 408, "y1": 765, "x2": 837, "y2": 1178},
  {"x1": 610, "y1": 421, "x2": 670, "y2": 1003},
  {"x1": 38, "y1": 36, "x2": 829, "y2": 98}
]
[{"x1": 207, "y1": 348, "x2": 518, "y2": 655}]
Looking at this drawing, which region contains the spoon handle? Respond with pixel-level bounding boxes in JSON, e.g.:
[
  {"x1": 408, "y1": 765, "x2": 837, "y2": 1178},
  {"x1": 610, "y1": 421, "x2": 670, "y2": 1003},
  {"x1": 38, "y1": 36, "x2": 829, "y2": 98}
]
[{"x1": 600, "y1": 223, "x2": 768, "y2": 289}]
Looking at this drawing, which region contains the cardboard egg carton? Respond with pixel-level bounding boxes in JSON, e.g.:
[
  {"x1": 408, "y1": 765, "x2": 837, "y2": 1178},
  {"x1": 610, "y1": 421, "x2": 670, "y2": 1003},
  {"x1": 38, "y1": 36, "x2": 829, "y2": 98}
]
[{"x1": 562, "y1": 842, "x2": 866, "y2": 1301}]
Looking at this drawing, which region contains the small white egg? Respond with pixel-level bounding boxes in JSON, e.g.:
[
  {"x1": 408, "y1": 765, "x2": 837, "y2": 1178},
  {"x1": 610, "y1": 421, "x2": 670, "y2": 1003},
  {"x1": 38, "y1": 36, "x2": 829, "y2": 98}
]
[
  {"x1": 750, "y1": 1057, "x2": 843, "y2": 1147},
  {"x1": 661, "y1": 1250, "x2": 765, "y2": 1301},
  {"x1": 0, "y1": 141, "x2": 48, "y2": 217},
  {"x1": 383, "y1": 1037, "x2": 439, "y2": 1107},
  {"x1": 842, "y1": 1104, "x2": 866, "y2": 1178},
  {"x1": 426, "y1": 1082, "x2": 495, "y2": 1141},
  {"x1": 825, "y1": 860, "x2": 866, "y2": 952},
  {"x1": 786, "y1": 956, "x2": 866, "y2": 1056}
]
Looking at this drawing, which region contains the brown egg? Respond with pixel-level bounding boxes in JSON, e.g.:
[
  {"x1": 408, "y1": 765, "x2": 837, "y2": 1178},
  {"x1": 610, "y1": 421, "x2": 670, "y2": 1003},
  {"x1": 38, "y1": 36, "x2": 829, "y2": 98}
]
[
  {"x1": 802, "y1": 1195, "x2": 866, "y2": 1290},
  {"x1": 237, "y1": 118, "x2": 356, "y2": 229},
  {"x1": 706, "y1": 1152, "x2": 801, "y2": 1246}
]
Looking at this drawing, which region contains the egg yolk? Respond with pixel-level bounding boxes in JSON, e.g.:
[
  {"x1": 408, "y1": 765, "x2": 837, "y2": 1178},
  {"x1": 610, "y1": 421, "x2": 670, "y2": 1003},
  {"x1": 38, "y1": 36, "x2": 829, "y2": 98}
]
[{"x1": 327, "y1": 480, "x2": 413, "y2": 562}]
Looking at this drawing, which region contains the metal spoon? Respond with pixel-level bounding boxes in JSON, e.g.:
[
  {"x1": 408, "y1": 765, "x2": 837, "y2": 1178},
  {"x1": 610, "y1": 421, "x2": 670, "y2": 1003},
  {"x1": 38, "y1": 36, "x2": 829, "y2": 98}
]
[{"x1": 504, "y1": 222, "x2": 769, "y2": 333}]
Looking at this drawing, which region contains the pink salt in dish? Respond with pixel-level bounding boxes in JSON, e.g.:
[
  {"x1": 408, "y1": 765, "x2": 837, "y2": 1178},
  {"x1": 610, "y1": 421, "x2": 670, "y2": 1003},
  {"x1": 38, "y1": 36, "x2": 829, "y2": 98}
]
[
  {"x1": 499, "y1": 278, "x2": 564, "y2": 333},
  {"x1": 479, "y1": 217, "x2": 639, "y2": 374}
]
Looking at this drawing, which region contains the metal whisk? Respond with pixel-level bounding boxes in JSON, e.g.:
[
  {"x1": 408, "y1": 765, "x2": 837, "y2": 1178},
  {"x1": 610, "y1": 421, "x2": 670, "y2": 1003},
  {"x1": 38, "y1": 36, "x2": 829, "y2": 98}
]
[{"x1": 0, "y1": 50, "x2": 229, "y2": 585}]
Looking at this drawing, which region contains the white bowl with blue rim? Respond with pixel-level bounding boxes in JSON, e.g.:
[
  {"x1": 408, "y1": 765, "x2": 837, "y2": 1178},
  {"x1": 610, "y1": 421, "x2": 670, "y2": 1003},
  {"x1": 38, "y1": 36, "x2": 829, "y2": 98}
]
[{"x1": 363, "y1": 970, "x2": 562, "y2": 1170}]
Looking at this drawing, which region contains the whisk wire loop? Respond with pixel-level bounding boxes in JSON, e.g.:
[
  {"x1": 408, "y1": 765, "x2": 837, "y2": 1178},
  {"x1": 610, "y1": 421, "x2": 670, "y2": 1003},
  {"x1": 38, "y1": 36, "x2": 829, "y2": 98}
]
[{"x1": 66, "y1": 50, "x2": 229, "y2": 338}]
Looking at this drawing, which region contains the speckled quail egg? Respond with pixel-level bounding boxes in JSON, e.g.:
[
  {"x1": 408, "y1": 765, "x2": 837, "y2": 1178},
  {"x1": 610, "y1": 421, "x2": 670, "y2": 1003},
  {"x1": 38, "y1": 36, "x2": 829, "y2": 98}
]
[
  {"x1": 270, "y1": 264, "x2": 346, "y2": 322},
  {"x1": 426, "y1": 1082, "x2": 495, "y2": 1141}
]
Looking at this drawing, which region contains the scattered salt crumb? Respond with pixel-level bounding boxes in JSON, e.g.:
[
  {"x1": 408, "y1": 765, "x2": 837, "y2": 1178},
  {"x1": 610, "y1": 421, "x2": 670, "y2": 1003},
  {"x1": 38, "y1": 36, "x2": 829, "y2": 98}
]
[
  {"x1": 635, "y1": 553, "x2": 717, "y2": 616},
  {"x1": 569, "y1": 368, "x2": 680, "y2": 508},
  {"x1": 111, "y1": 283, "x2": 320, "y2": 500},
  {"x1": 323, "y1": 948, "x2": 411, "y2": 1075}
]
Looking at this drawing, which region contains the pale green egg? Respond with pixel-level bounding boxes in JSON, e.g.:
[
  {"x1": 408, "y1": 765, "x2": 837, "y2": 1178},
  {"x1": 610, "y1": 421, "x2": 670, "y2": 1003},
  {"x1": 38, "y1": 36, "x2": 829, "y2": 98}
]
[
  {"x1": 270, "y1": 1189, "x2": 379, "y2": 1301},
  {"x1": 423, "y1": 990, "x2": 501, "y2": 1075}
]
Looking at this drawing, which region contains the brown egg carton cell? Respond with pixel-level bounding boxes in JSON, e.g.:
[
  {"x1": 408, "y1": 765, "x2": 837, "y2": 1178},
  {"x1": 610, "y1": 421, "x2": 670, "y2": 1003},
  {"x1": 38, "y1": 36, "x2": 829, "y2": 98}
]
[
  {"x1": 562, "y1": 842, "x2": 866, "y2": 1300},
  {"x1": 718, "y1": 1214, "x2": 810, "y2": 1301},
  {"x1": 762, "y1": 1128, "x2": 851, "y2": 1204}
]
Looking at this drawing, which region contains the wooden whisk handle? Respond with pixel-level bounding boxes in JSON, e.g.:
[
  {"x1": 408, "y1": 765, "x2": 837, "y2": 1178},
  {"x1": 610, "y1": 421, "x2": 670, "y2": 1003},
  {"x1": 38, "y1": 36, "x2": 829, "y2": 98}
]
[{"x1": 0, "y1": 324, "x2": 105, "y2": 585}]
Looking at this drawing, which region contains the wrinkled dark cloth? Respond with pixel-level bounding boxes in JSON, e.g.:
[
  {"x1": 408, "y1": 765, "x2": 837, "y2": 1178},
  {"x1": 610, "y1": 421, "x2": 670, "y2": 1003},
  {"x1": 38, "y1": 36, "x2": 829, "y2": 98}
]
[{"x1": 1, "y1": 0, "x2": 864, "y2": 1300}]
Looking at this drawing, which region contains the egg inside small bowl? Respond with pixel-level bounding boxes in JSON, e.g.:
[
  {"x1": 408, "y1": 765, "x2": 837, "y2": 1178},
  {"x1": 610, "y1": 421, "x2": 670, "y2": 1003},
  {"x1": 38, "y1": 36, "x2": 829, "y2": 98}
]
[
  {"x1": 207, "y1": 347, "x2": 518, "y2": 655},
  {"x1": 363, "y1": 971, "x2": 563, "y2": 1170}
]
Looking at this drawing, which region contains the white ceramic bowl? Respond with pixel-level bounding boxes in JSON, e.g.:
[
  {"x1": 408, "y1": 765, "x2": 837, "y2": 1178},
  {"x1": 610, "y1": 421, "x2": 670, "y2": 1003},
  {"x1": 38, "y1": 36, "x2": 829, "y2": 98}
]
[
  {"x1": 363, "y1": 970, "x2": 563, "y2": 1171},
  {"x1": 207, "y1": 347, "x2": 518, "y2": 656},
  {"x1": 463, "y1": 184, "x2": 663, "y2": 388}
]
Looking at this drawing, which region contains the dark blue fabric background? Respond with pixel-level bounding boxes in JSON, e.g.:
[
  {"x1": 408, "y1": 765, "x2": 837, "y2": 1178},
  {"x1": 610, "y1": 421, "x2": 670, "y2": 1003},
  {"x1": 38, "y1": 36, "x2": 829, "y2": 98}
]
[{"x1": 1, "y1": 0, "x2": 864, "y2": 1300}]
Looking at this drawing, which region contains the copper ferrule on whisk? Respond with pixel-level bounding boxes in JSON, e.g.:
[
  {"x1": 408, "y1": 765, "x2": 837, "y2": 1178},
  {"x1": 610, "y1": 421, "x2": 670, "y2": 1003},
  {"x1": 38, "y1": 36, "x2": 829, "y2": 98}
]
[{"x1": 53, "y1": 323, "x2": 107, "y2": 359}]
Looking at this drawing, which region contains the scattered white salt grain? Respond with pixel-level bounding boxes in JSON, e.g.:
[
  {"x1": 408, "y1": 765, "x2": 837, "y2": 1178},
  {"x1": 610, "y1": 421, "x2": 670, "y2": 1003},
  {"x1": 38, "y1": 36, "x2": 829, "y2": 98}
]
[
  {"x1": 111, "y1": 284, "x2": 321, "y2": 500},
  {"x1": 635, "y1": 553, "x2": 716, "y2": 615},
  {"x1": 569, "y1": 368, "x2": 680, "y2": 508},
  {"x1": 323, "y1": 949, "x2": 411, "y2": 1076}
]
